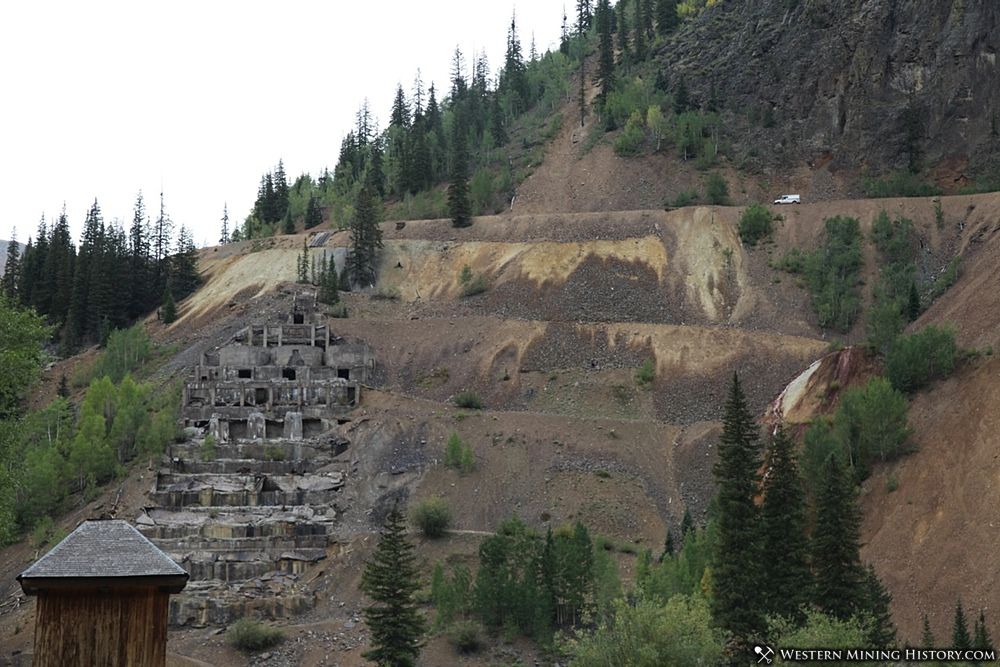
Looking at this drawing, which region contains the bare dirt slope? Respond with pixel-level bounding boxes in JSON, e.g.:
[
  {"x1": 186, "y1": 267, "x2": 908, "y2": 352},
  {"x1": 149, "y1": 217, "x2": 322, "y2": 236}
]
[{"x1": 859, "y1": 206, "x2": 1000, "y2": 643}]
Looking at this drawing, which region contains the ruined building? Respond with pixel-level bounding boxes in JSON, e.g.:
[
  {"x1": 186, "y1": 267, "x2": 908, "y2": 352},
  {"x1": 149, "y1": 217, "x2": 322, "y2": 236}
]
[
  {"x1": 181, "y1": 292, "x2": 372, "y2": 441},
  {"x1": 136, "y1": 292, "x2": 369, "y2": 625}
]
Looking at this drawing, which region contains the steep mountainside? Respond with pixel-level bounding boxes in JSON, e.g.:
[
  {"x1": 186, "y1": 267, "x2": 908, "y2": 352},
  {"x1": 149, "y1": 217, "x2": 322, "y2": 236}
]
[{"x1": 660, "y1": 0, "x2": 1000, "y2": 179}]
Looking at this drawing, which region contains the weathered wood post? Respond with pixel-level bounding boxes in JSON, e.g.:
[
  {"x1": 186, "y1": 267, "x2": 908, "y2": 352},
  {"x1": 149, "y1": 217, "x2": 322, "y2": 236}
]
[{"x1": 17, "y1": 519, "x2": 188, "y2": 666}]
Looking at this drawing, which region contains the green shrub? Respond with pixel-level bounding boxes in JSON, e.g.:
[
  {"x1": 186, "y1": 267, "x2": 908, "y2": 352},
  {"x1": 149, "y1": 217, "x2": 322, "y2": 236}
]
[
  {"x1": 670, "y1": 190, "x2": 699, "y2": 208},
  {"x1": 635, "y1": 359, "x2": 655, "y2": 386},
  {"x1": 567, "y1": 595, "x2": 724, "y2": 666},
  {"x1": 87, "y1": 324, "x2": 155, "y2": 385},
  {"x1": 886, "y1": 474, "x2": 899, "y2": 493},
  {"x1": 444, "y1": 433, "x2": 475, "y2": 473},
  {"x1": 738, "y1": 203, "x2": 774, "y2": 246},
  {"x1": 30, "y1": 517, "x2": 67, "y2": 550},
  {"x1": 885, "y1": 325, "x2": 957, "y2": 393},
  {"x1": 454, "y1": 391, "x2": 482, "y2": 410},
  {"x1": 328, "y1": 303, "x2": 348, "y2": 318},
  {"x1": 372, "y1": 286, "x2": 401, "y2": 300},
  {"x1": 263, "y1": 445, "x2": 285, "y2": 461},
  {"x1": 929, "y1": 257, "x2": 960, "y2": 300},
  {"x1": 614, "y1": 110, "x2": 646, "y2": 156},
  {"x1": 227, "y1": 619, "x2": 284, "y2": 652},
  {"x1": 447, "y1": 620, "x2": 484, "y2": 653},
  {"x1": 704, "y1": 172, "x2": 729, "y2": 205},
  {"x1": 773, "y1": 248, "x2": 806, "y2": 273},
  {"x1": 411, "y1": 497, "x2": 452, "y2": 538},
  {"x1": 200, "y1": 434, "x2": 217, "y2": 462},
  {"x1": 460, "y1": 276, "x2": 488, "y2": 297},
  {"x1": 862, "y1": 171, "x2": 942, "y2": 198},
  {"x1": 804, "y1": 216, "x2": 863, "y2": 332}
]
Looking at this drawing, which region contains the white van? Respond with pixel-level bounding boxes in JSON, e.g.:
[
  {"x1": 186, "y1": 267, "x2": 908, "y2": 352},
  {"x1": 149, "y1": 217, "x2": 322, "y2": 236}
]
[{"x1": 773, "y1": 194, "x2": 801, "y2": 204}]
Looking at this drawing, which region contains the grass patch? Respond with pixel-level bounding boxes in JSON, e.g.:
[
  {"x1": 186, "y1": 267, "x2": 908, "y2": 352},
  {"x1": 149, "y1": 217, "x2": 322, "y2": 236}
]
[
  {"x1": 454, "y1": 391, "x2": 483, "y2": 410},
  {"x1": 371, "y1": 286, "x2": 401, "y2": 300},
  {"x1": 458, "y1": 265, "x2": 488, "y2": 297},
  {"x1": 635, "y1": 359, "x2": 655, "y2": 387},
  {"x1": 227, "y1": 619, "x2": 284, "y2": 652}
]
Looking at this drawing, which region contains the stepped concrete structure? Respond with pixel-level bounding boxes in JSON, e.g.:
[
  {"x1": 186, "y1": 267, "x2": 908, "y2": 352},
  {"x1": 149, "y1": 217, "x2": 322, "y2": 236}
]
[
  {"x1": 181, "y1": 291, "x2": 373, "y2": 441},
  {"x1": 137, "y1": 291, "x2": 366, "y2": 626}
]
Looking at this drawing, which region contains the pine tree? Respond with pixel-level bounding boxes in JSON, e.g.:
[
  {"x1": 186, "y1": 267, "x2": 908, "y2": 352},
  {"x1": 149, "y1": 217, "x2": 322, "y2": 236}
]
[
  {"x1": 974, "y1": 609, "x2": 993, "y2": 651},
  {"x1": 297, "y1": 240, "x2": 309, "y2": 284},
  {"x1": 674, "y1": 76, "x2": 690, "y2": 114},
  {"x1": 127, "y1": 193, "x2": 151, "y2": 319},
  {"x1": 596, "y1": 0, "x2": 615, "y2": 105},
  {"x1": 170, "y1": 225, "x2": 200, "y2": 300},
  {"x1": 390, "y1": 83, "x2": 411, "y2": 130},
  {"x1": 681, "y1": 507, "x2": 693, "y2": 536},
  {"x1": 656, "y1": 0, "x2": 679, "y2": 35},
  {"x1": 561, "y1": 8, "x2": 571, "y2": 55},
  {"x1": 273, "y1": 159, "x2": 290, "y2": 220},
  {"x1": 642, "y1": 0, "x2": 654, "y2": 38},
  {"x1": 305, "y1": 195, "x2": 323, "y2": 229},
  {"x1": 633, "y1": 0, "x2": 647, "y2": 60},
  {"x1": 760, "y1": 426, "x2": 811, "y2": 622},
  {"x1": 907, "y1": 282, "x2": 921, "y2": 321},
  {"x1": 220, "y1": 203, "x2": 230, "y2": 244},
  {"x1": 921, "y1": 613, "x2": 935, "y2": 647},
  {"x1": 616, "y1": 0, "x2": 631, "y2": 66},
  {"x1": 319, "y1": 252, "x2": 340, "y2": 305},
  {"x1": 576, "y1": 0, "x2": 593, "y2": 31},
  {"x1": 151, "y1": 191, "x2": 174, "y2": 299},
  {"x1": 448, "y1": 113, "x2": 472, "y2": 228},
  {"x1": 161, "y1": 286, "x2": 177, "y2": 325},
  {"x1": 360, "y1": 503, "x2": 426, "y2": 667},
  {"x1": 2, "y1": 229, "x2": 21, "y2": 300},
  {"x1": 953, "y1": 599, "x2": 972, "y2": 650},
  {"x1": 862, "y1": 565, "x2": 896, "y2": 648},
  {"x1": 347, "y1": 185, "x2": 383, "y2": 286},
  {"x1": 659, "y1": 529, "x2": 675, "y2": 562},
  {"x1": 281, "y1": 208, "x2": 295, "y2": 235},
  {"x1": 711, "y1": 373, "x2": 764, "y2": 642},
  {"x1": 812, "y1": 455, "x2": 865, "y2": 620}
]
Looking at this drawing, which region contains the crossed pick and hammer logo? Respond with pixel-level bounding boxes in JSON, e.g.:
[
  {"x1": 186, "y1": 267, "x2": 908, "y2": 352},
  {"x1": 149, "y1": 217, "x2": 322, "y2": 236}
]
[{"x1": 754, "y1": 644, "x2": 775, "y2": 664}]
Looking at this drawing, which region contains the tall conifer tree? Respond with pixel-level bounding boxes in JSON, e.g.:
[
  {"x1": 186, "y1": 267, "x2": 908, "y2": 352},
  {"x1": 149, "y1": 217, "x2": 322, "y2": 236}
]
[
  {"x1": 711, "y1": 373, "x2": 764, "y2": 643},
  {"x1": 448, "y1": 109, "x2": 472, "y2": 228},
  {"x1": 347, "y1": 185, "x2": 383, "y2": 286},
  {"x1": 2, "y1": 229, "x2": 21, "y2": 300},
  {"x1": 360, "y1": 503, "x2": 426, "y2": 666},
  {"x1": 596, "y1": 0, "x2": 615, "y2": 105},
  {"x1": 760, "y1": 426, "x2": 811, "y2": 622},
  {"x1": 812, "y1": 455, "x2": 865, "y2": 620},
  {"x1": 862, "y1": 564, "x2": 896, "y2": 648},
  {"x1": 953, "y1": 600, "x2": 972, "y2": 650}
]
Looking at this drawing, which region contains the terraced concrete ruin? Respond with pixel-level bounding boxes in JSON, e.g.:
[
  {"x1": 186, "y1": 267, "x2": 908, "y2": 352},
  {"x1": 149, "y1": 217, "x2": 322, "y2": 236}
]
[{"x1": 137, "y1": 291, "x2": 368, "y2": 626}]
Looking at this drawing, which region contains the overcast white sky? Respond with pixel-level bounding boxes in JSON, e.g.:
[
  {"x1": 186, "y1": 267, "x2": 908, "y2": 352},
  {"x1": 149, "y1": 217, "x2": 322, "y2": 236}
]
[{"x1": 0, "y1": 1, "x2": 566, "y2": 247}]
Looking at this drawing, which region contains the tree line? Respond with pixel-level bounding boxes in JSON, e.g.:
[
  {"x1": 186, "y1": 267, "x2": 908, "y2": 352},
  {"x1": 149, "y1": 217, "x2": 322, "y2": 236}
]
[{"x1": 2, "y1": 192, "x2": 201, "y2": 352}]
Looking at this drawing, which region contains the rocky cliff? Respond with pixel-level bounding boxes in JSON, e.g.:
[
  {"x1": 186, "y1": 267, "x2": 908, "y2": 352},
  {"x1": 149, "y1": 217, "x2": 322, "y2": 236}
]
[{"x1": 660, "y1": 0, "x2": 1000, "y2": 181}]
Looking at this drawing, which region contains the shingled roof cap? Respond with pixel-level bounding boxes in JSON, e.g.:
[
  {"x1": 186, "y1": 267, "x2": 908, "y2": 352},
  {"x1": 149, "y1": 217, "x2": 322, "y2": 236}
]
[{"x1": 17, "y1": 520, "x2": 188, "y2": 594}]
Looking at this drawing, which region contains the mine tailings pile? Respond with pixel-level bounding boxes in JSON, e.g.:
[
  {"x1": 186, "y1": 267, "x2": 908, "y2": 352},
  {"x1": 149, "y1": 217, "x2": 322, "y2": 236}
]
[{"x1": 136, "y1": 291, "x2": 371, "y2": 626}]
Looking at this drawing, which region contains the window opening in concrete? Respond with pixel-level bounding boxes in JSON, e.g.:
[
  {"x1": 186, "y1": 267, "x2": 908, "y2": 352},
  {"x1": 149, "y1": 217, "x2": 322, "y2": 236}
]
[
  {"x1": 238, "y1": 369, "x2": 252, "y2": 379},
  {"x1": 282, "y1": 368, "x2": 296, "y2": 381},
  {"x1": 254, "y1": 388, "x2": 268, "y2": 405},
  {"x1": 347, "y1": 387, "x2": 357, "y2": 404},
  {"x1": 337, "y1": 368, "x2": 350, "y2": 380},
  {"x1": 293, "y1": 313, "x2": 304, "y2": 324}
]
